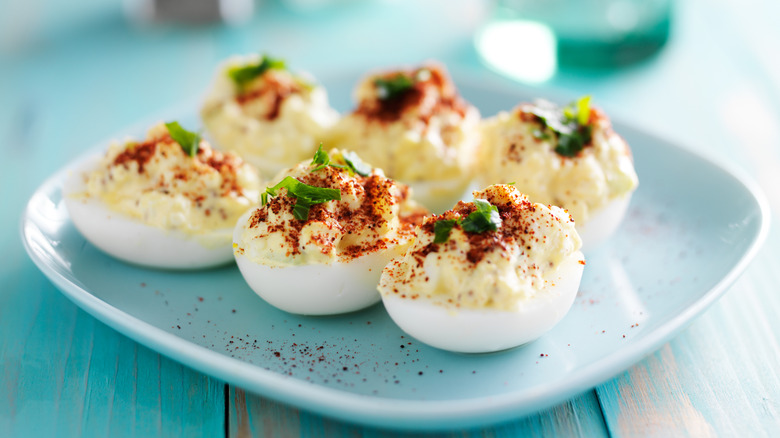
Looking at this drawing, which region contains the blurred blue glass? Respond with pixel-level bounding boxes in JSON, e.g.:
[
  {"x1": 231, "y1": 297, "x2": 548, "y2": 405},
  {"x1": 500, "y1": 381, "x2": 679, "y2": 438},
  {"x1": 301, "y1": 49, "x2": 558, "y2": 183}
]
[{"x1": 475, "y1": 0, "x2": 671, "y2": 82}]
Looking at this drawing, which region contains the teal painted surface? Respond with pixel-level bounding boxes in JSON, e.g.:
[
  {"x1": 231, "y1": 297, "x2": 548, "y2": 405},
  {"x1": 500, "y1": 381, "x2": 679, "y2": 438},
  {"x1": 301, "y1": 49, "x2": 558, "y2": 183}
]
[
  {"x1": 596, "y1": 234, "x2": 780, "y2": 437},
  {"x1": 0, "y1": 264, "x2": 226, "y2": 437},
  {"x1": 590, "y1": 0, "x2": 780, "y2": 435},
  {"x1": 229, "y1": 387, "x2": 608, "y2": 437},
  {"x1": 4, "y1": 0, "x2": 780, "y2": 435}
]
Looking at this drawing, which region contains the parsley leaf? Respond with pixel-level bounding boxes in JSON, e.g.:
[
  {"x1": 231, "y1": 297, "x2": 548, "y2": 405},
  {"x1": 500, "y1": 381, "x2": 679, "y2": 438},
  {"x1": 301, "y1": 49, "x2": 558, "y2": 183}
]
[
  {"x1": 265, "y1": 176, "x2": 341, "y2": 221},
  {"x1": 461, "y1": 199, "x2": 502, "y2": 233},
  {"x1": 165, "y1": 121, "x2": 200, "y2": 157},
  {"x1": 532, "y1": 129, "x2": 551, "y2": 141},
  {"x1": 528, "y1": 95, "x2": 593, "y2": 158},
  {"x1": 292, "y1": 198, "x2": 313, "y2": 221},
  {"x1": 228, "y1": 55, "x2": 286, "y2": 91},
  {"x1": 311, "y1": 144, "x2": 329, "y2": 166},
  {"x1": 433, "y1": 219, "x2": 459, "y2": 244},
  {"x1": 310, "y1": 144, "x2": 331, "y2": 171},
  {"x1": 266, "y1": 177, "x2": 341, "y2": 203},
  {"x1": 374, "y1": 73, "x2": 414, "y2": 100},
  {"x1": 576, "y1": 95, "x2": 592, "y2": 125},
  {"x1": 341, "y1": 151, "x2": 372, "y2": 177},
  {"x1": 554, "y1": 126, "x2": 592, "y2": 157},
  {"x1": 309, "y1": 147, "x2": 372, "y2": 177},
  {"x1": 431, "y1": 200, "x2": 502, "y2": 243}
]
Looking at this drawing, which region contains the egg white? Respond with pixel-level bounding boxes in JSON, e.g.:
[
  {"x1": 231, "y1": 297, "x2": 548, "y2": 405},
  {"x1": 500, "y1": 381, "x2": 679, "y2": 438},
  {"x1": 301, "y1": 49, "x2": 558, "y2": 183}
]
[
  {"x1": 407, "y1": 177, "x2": 473, "y2": 215},
  {"x1": 577, "y1": 195, "x2": 632, "y2": 252},
  {"x1": 63, "y1": 155, "x2": 235, "y2": 270},
  {"x1": 380, "y1": 251, "x2": 584, "y2": 353},
  {"x1": 233, "y1": 209, "x2": 404, "y2": 315}
]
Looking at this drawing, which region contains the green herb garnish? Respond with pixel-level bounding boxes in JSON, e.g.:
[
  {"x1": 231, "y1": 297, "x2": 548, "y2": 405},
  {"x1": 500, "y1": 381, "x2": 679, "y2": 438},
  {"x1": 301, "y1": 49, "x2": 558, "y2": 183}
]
[
  {"x1": 228, "y1": 55, "x2": 286, "y2": 91},
  {"x1": 531, "y1": 129, "x2": 551, "y2": 141},
  {"x1": 309, "y1": 145, "x2": 372, "y2": 177},
  {"x1": 340, "y1": 151, "x2": 372, "y2": 177},
  {"x1": 374, "y1": 73, "x2": 414, "y2": 100},
  {"x1": 311, "y1": 144, "x2": 329, "y2": 166},
  {"x1": 528, "y1": 95, "x2": 593, "y2": 157},
  {"x1": 461, "y1": 199, "x2": 501, "y2": 233},
  {"x1": 165, "y1": 121, "x2": 200, "y2": 157},
  {"x1": 432, "y1": 199, "x2": 502, "y2": 244},
  {"x1": 265, "y1": 176, "x2": 340, "y2": 221},
  {"x1": 310, "y1": 144, "x2": 331, "y2": 172},
  {"x1": 433, "y1": 219, "x2": 459, "y2": 244},
  {"x1": 575, "y1": 95, "x2": 592, "y2": 125}
]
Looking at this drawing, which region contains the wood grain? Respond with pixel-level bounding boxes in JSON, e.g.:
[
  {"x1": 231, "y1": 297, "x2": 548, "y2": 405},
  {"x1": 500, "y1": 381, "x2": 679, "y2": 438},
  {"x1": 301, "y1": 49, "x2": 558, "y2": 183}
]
[
  {"x1": 0, "y1": 261, "x2": 226, "y2": 438},
  {"x1": 228, "y1": 388, "x2": 608, "y2": 438},
  {"x1": 597, "y1": 253, "x2": 780, "y2": 438},
  {"x1": 573, "y1": 0, "x2": 780, "y2": 435}
]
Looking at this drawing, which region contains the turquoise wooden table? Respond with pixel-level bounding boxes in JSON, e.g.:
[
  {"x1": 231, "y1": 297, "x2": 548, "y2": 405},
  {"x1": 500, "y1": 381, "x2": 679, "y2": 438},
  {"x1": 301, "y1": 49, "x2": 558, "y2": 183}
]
[{"x1": 3, "y1": 0, "x2": 780, "y2": 436}]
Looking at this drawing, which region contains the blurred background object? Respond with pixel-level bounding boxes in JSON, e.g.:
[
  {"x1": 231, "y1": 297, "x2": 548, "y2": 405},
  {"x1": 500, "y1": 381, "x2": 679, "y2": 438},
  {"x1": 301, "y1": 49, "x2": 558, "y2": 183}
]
[
  {"x1": 475, "y1": 0, "x2": 672, "y2": 82},
  {"x1": 123, "y1": 0, "x2": 254, "y2": 25}
]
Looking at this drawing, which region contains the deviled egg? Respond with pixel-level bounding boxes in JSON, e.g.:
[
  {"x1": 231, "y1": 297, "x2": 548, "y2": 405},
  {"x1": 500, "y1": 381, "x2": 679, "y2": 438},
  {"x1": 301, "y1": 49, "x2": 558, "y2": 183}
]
[
  {"x1": 201, "y1": 54, "x2": 339, "y2": 176},
  {"x1": 233, "y1": 147, "x2": 427, "y2": 315},
  {"x1": 64, "y1": 122, "x2": 261, "y2": 269},
  {"x1": 328, "y1": 63, "x2": 481, "y2": 213},
  {"x1": 479, "y1": 97, "x2": 638, "y2": 250},
  {"x1": 378, "y1": 184, "x2": 584, "y2": 353}
]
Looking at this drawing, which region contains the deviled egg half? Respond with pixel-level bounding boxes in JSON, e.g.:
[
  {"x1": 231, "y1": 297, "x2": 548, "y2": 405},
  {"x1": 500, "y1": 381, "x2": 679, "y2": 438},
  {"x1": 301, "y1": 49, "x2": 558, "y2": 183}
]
[
  {"x1": 64, "y1": 122, "x2": 261, "y2": 269},
  {"x1": 479, "y1": 97, "x2": 638, "y2": 250},
  {"x1": 233, "y1": 147, "x2": 427, "y2": 315},
  {"x1": 201, "y1": 54, "x2": 339, "y2": 176},
  {"x1": 378, "y1": 184, "x2": 584, "y2": 353},
  {"x1": 328, "y1": 63, "x2": 481, "y2": 213}
]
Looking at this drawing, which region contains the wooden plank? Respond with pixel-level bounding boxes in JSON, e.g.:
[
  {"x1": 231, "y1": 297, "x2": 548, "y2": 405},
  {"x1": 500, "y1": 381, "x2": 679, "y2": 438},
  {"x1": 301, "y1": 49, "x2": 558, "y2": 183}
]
[
  {"x1": 0, "y1": 259, "x2": 78, "y2": 437},
  {"x1": 160, "y1": 358, "x2": 226, "y2": 437},
  {"x1": 0, "y1": 261, "x2": 226, "y2": 437},
  {"x1": 592, "y1": 0, "x2": 780, "y2": 435},
  {"x1": 229, "y1": 387, "x2": 607, "y2": 438},
  {"x1": 596, "y1": 242, "x2": 780, "y2": 437}
]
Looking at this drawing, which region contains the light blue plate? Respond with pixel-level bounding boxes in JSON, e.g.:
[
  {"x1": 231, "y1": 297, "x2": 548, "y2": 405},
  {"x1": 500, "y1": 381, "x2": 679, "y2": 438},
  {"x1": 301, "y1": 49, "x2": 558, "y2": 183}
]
[{"x1": 21, "y1": 77, "x2": 770, "y2": 430}]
